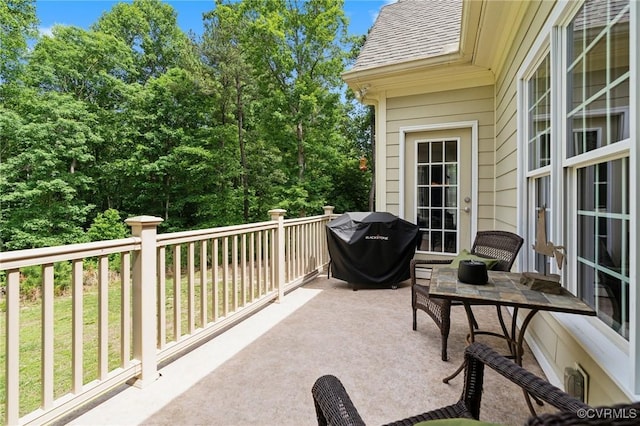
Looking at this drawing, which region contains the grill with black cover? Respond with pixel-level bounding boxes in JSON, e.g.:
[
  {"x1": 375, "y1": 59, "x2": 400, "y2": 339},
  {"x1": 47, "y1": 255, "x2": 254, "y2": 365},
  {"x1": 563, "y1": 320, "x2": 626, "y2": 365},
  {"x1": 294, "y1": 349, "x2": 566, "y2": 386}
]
[{"x1": 326, "y1": 212, "x2": 419, "y2": 287}]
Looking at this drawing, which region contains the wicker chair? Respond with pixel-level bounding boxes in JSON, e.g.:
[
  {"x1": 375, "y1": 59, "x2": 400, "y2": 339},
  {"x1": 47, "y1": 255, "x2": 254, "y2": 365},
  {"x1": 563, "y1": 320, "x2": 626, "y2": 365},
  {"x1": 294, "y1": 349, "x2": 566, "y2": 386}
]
[
  {"x1": 312, "y1": 342, "x2": 640, "y2": 426},
  {"x1": 411, "y1": 230, "x2": 524, "y2": 361}
]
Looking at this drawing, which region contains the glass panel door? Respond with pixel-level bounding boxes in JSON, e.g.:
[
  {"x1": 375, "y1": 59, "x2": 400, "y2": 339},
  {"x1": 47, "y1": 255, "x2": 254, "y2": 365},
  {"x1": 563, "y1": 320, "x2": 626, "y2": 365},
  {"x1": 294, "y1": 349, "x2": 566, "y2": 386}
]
[{"x1": 416, "y1": 139, "x2": 459, "y2": 254}]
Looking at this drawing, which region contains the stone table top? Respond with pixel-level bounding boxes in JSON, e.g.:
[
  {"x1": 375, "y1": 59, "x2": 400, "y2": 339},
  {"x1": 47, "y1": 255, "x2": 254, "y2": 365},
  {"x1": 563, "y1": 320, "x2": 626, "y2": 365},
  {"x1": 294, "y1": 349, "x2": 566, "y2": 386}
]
[{"x1": 429, "y1": 268, "x2": 596, "y2": 316}]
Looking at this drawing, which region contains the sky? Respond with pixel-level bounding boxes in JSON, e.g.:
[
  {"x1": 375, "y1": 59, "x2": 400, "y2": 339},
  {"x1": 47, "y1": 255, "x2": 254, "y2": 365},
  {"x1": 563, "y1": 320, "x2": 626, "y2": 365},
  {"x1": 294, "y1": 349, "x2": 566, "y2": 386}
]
[{"x1": 35, "y1": 0, "x2": 394, "y2": 38}]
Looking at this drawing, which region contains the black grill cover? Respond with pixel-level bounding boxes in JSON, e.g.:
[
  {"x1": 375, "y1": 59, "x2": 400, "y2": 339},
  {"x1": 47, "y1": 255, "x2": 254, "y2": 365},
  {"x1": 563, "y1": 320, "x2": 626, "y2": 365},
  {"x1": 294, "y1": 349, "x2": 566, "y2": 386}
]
[{"x1": 326, "y1": 212, "x2": 419, "y2": 285}]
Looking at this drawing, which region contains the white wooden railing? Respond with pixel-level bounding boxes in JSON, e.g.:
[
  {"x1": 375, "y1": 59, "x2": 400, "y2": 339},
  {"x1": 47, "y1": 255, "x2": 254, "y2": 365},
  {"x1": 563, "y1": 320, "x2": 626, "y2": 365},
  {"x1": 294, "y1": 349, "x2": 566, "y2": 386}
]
[{"x1": 0, "y1": 206, "x2": 335, "y2": 425}]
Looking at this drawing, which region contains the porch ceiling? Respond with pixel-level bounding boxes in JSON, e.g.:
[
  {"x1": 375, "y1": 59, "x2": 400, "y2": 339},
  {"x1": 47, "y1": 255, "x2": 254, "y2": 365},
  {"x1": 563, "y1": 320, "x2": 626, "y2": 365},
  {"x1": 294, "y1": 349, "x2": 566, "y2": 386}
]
[
  {"x1": 65, "y1": 276, "x2": 556, "y2": 425},
  {"x1": 343, "y1": 0, "x2": 530, "y2": 101}
]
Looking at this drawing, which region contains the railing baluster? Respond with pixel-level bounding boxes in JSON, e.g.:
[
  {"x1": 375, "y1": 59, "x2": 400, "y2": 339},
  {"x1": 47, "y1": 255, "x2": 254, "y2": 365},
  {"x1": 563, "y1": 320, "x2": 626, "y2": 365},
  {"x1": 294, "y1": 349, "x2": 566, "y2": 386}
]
[
  {"x1": 249, "y1": 233, "x2": 255, "y2": 301},
  {"x1": 223, "y1": 236, "x2": 229, "y2": 316},
  {"x1": 303, "y1": 223, "x2": 308, "y2": 273},
  {"x1": 121, "y1": 253, "x2": 131, "y2": 367},
  {"x1": 72, "y1": 259, "x2": 84, "y2": 393},
  {"x1": 200, "y1": 240, "x2": 208, "y2": 326},
  {"x1": 213, "y1": 238, "x2": 219, "y2": 321},
  {"x1": 241, "y1": 234, "x2": 247, "y2": 306},
  {"x1": 285, "y1": 226, "x2": 291, "y2": 282},
  {"x1": 173, "y1": 245, "x2": 182, "y2": 341},
  {"x1": 257, "y1": 231, "x2": 263, "y2": 295},
  {"x1": 98, "y1": 256, "x2": 109, "y2": 380},
  {"x1": 269, "y1": 209, "x2": 286, "y2": 301},
  {"x1": 188, "y1": 242, "x2": 195, "y2": 334},
  {"x1": 297, "y1": 224, "x2": 302, "y2": 277},
  {"x1": 265, "y1": 230, "x2": 271, "y2": 292},
  {"x1": 232, "y1": 235, "x2": 238, "y2": 311},
  {"x1": 158, "y1": 247, "x2": 166, "y2": 347},
  {"x1": 6, "y1": 269, "x2": 21, "y2": 425},
  {"x1": 42, "y1": 264, "x2": 55, "y2": 409}
]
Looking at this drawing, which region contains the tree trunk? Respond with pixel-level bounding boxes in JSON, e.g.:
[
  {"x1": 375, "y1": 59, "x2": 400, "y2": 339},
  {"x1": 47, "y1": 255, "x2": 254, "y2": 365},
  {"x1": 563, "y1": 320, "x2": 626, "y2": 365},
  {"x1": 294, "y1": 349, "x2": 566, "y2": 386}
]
[
  {"x1": 296, "y1": 121, "x2": 305, "y2": 181},
  {"x1": 237, "y1": 77, "x2": 249, "y2": 221}
]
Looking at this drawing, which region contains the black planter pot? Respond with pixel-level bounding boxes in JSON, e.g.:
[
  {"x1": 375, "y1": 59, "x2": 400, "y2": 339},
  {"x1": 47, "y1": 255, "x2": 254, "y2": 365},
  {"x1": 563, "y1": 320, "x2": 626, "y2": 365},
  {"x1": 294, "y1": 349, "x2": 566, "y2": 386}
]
[{"x1": 457, "y1": 260, "x2": 488, "y2": 285}]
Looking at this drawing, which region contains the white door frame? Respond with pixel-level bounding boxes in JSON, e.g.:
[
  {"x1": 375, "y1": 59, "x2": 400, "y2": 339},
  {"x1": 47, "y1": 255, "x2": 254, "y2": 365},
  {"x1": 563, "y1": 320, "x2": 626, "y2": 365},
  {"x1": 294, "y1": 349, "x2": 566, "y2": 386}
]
[{"x1": 398, "y1": 121, "x2": 479, "y2": 244}]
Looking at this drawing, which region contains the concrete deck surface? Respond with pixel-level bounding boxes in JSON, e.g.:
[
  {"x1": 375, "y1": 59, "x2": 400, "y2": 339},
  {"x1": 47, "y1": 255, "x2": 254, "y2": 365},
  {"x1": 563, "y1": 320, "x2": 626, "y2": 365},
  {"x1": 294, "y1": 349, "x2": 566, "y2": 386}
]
[{"x1": 66, "y1": 276, "x2": 556, "y2": 426}]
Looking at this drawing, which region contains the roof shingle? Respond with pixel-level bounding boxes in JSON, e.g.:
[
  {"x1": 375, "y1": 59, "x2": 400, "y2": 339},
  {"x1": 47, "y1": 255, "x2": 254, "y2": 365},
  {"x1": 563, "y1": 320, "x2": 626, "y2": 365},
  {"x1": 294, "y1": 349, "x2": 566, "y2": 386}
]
[{"x1": 351, "y1": 0, "x2": 463, "y2": 71}]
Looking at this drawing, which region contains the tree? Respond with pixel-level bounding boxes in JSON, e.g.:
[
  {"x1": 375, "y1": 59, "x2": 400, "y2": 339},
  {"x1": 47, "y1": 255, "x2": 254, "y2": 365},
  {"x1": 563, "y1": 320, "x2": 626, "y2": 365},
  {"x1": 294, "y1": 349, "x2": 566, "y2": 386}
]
[
  {"x1": 86, "y1": 209, "x2": 128, "y2": 241},
  {"x1": 92, "y1": 0, "x2": 190, "y2": 83},
  {"x1": 124, "y1": 67, "x2": 230, "y2": 229},
  {"x1": 0, "y1": 89, "x2": 97, "y2": 250},
  {"x1": 232, "y1": 0, "x2": 352, "y2": 215},
  {"x1": 202, "y1": 1, "x2": 276, "y2": 222},
  {"x1": 23, "y1": 24, "x2": 137, "y2": 217},
  {"x1": 25, "y1": 25, "x2": 134, "y2": 106},
  {"x1": 0, "y1": 0, "x2": 374, "y2": 251},
  {"x1": 0, "y1": 0, "x2": 38, "y2": 84}
]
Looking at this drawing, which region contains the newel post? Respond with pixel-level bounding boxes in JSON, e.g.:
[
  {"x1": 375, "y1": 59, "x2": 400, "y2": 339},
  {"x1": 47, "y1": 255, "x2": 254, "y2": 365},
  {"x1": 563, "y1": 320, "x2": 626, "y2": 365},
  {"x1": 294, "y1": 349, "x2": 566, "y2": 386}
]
[
  {"x1": 323, "y1": 206, "x2": 335, "y2": 266},
  {"x1": 126, "y1": 215, "x2": 163, "y2": 387},
  {"x1": 269, "y1": 209, "x2": 287, "y2": 302},
  {"x1": 323, "y1": 205, "x2": 335, "y2": 218}
]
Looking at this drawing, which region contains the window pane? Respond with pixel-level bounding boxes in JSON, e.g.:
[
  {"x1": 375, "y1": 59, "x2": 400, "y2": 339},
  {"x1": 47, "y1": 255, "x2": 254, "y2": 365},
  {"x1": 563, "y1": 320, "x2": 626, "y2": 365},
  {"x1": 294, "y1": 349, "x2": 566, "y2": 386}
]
[
  {"x1": 418, "y1": 143, "x2": 429, "y2": 163},
  {"x1": 446, "y1": 165, "x2": 457, "y2": 185},
  {"x1": 533, "y1": 176, "x2": 551, "y2": 274},
  {"x1": 417, "y1": 165, "x2": 429, "y2": 185},
  {"x1": 576, "y1": 157, "x2": 629, "y2": 339},
  {"x1": 431, "y1": 187, "x2": 443, "y2": 207},
  {"x1": 432, "y1": 141, "x2": 443, "y2": 162},
  {"x1": 445, "y1": 187, "x2": 457, "y2": 207},
  {"x1": 610, "y1": 80, "x2": 630, "y2": 143},
  {"x1": 584, "y1": 35, "x2": 607, "y2": 99},
  {"x1": 528, "y1": 54, "x2": 551, "y2": 170},
  {"x1": 417, "y1": 209, "x2": 430, "y2": 228},
  {"x1": 444, "y1": 232, "x2": 456, "y2": 253},
  {"x1": 445, "y1": 140, "x2": 457, "y2": 162},
  {"x1": 431, "y1": 165, "x2": 443, "y2": 185},
  {"x1": 418, "y1": 188, "x2": 429, "y2": 207},
  {"x1": 567, "y1": 0, "x2": 630, "y2": 157},
  {"x1": 432, "y1": 209, "x2": 442, "y2": 229},
  {"x1": 444, "y1": 210, "x2": 457, "y2": 230}
]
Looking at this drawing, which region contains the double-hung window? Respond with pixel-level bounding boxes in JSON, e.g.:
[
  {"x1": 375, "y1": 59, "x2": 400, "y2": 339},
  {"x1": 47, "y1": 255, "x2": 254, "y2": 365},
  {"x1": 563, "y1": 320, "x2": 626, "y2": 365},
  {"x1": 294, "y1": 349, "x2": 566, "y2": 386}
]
[
  {"x1": 566, "y1": 0, "x2": 631, "y2": 340},
  {"x1": 522, "y1": 0, "x2": 632, "y2": 356},
  {"x1": 525, "y1": 54, "x2": 552, "y2": 275}
]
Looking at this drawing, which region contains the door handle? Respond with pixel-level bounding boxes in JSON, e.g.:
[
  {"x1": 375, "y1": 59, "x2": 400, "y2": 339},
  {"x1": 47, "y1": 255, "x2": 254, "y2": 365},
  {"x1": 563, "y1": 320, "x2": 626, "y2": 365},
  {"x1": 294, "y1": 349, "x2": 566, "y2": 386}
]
[{"x1": 462, "y1": 207, "x2": 470, "y2": 213}]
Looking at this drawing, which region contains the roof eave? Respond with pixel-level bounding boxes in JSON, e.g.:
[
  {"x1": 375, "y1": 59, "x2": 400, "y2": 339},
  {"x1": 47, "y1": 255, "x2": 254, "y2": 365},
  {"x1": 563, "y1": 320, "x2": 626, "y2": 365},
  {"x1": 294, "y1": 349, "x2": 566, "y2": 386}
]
[{"x1": 342, "y1": 51, "x2": 464, "y2": 88}]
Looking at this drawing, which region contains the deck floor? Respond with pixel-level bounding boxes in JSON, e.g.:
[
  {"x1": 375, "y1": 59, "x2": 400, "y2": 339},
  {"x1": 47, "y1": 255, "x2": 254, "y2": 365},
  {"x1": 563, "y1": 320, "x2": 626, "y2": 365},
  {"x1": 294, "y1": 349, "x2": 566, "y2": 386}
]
[{"x1": 66, "y1": 275, "x2": 557, "y2": 425}]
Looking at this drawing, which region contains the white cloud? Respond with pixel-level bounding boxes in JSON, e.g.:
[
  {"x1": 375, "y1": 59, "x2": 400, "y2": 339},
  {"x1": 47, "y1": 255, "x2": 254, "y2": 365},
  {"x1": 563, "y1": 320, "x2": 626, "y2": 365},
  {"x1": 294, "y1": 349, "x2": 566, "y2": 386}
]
[{"x1": 38, "y1": 25, "x2": 55, "y2": 37}]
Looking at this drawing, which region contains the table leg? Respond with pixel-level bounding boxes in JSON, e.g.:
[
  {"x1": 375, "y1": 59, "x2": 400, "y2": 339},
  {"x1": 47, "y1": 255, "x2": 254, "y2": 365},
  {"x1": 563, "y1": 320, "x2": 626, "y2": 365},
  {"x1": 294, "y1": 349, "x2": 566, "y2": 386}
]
[
  {"x1": 517, "y1": 309, "x2": 544, "y2": 415},
  {"x1": 442, "y1": 302, "x2": 477, "y2": 384},
  {"x1": 442, "y1": 304, "x2": 545, "y2": 416}
]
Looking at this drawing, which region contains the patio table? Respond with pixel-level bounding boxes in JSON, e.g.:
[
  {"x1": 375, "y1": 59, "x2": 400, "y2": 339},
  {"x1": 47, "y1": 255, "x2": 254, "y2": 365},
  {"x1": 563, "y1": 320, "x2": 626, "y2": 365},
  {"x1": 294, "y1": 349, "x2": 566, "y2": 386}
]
[{"x1": 429, "y1": 267, "x2": 596, "y2": 414}]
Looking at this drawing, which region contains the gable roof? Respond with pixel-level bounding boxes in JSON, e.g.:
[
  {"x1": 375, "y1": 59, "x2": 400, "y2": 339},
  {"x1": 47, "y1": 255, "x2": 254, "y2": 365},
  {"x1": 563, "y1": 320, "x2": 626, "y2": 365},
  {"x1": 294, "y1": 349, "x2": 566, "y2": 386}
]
[{"x1": 350, "y1": 0, "x2": 463, "y2": 72}]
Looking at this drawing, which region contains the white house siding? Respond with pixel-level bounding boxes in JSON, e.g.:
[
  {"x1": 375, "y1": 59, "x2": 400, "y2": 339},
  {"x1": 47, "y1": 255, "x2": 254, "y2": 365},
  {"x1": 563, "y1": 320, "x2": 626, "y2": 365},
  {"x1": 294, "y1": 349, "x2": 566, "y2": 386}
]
[
  {"x1": 383, "y1": 85, "x2": 495, "y2": 231},
  {"x1": 493, "y1": 0, "x2": 630, "y2": 405}
]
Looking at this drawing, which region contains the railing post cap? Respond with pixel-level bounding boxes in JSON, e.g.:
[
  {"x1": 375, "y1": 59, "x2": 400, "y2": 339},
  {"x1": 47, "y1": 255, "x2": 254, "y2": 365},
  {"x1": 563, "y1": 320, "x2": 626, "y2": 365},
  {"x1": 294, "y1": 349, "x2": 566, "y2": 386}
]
[
  {"x1": 268, "y1": 209, "x2": 287, "y2": 217},
  {"x1": 323, "y1": 205, "x2": 334, "y2": 210},
  {"x1": 125, "y1": 216, "x2": 164, "y2": 226}
]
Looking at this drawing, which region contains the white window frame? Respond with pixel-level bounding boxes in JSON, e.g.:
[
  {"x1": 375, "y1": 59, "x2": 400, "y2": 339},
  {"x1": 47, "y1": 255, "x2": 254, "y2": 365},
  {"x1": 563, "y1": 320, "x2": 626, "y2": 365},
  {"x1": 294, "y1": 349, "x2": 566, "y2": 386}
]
[
  {"x1": 517, "y1": 0, "x2": 639, "y2": 398},
  {"x1": 521, "y1": 47, "x2": 554, "y2": 275}
]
